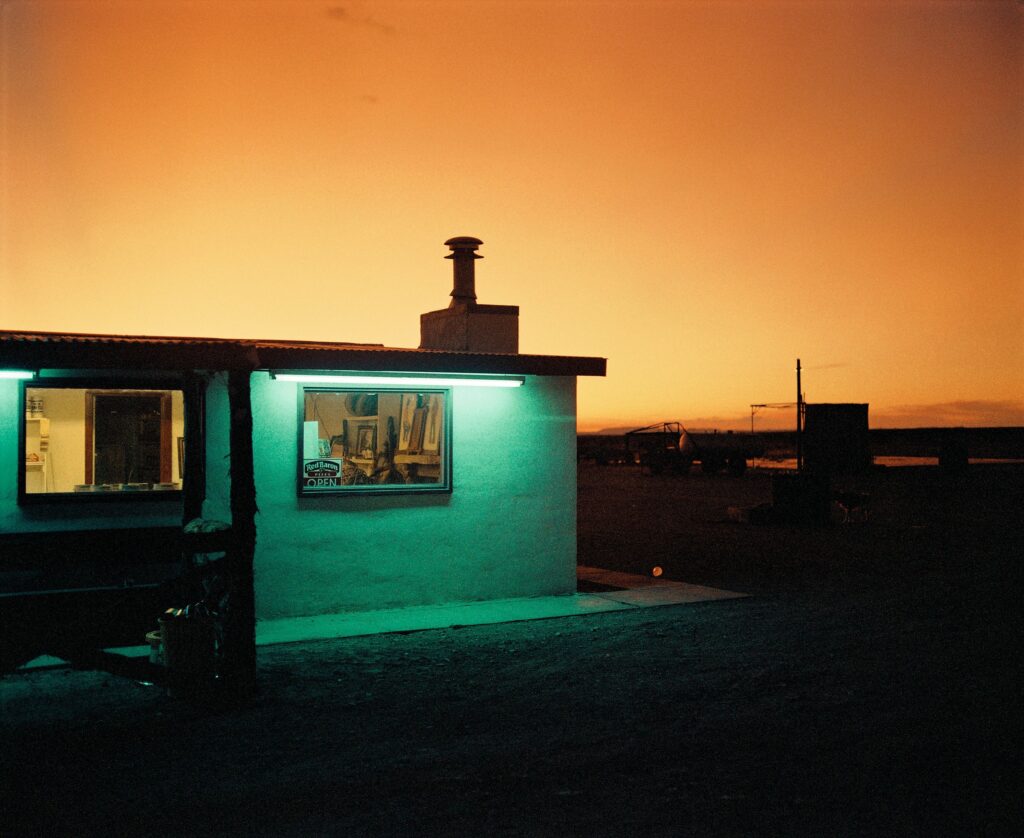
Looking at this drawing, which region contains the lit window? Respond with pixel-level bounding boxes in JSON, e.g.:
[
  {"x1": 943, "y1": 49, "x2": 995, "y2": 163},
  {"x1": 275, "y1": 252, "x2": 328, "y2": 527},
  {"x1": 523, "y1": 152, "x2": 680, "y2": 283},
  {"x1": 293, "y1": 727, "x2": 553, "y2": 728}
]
[
  {"x1": 21, "y1": 383, "x2": 185, "y2": 500},
  {"x1": 299, "y1": 389, "x2": 450, "y2": 495}
]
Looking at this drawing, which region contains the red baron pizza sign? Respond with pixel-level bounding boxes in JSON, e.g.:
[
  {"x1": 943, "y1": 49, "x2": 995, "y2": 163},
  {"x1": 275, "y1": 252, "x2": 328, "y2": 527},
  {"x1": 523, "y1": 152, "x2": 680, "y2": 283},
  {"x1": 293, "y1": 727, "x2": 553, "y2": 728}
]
[{"x1": 303, "y1": 458, "x2": 343, "y2": 489}]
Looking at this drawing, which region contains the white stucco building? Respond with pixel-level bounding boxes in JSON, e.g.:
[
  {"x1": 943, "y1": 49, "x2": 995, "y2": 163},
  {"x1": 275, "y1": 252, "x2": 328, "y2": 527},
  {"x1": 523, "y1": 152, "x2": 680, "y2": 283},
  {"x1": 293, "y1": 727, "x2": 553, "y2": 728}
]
[{"x1": 0, "y1": 239, "x2": 605, "y2": 658}]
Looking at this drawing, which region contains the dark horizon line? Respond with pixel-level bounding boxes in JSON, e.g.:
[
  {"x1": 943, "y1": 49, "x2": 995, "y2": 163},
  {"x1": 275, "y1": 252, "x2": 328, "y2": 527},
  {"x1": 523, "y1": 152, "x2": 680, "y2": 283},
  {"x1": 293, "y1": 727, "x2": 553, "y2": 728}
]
[{"x1": 579, "y1": 424, "x2": 1024, "y2": 435}]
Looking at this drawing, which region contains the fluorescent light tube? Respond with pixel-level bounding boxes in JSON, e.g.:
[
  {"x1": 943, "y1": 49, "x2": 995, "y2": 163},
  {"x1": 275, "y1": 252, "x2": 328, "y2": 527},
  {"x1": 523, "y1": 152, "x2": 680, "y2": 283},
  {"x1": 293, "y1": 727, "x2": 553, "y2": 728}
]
[
  {"x1": 0, "y1": 370, "x2": 34, "y2": 380},
  {"x1": 272, "y1": 372, "x2": 523, "y2": 388}
]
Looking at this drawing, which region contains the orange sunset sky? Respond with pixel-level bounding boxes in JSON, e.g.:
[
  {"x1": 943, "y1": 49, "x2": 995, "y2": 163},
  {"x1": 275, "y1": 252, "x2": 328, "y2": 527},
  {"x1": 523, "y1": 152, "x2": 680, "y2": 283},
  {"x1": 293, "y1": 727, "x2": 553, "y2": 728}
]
[{"x1": 2, "y1": 0, "x2": 1021, "y2": 431}]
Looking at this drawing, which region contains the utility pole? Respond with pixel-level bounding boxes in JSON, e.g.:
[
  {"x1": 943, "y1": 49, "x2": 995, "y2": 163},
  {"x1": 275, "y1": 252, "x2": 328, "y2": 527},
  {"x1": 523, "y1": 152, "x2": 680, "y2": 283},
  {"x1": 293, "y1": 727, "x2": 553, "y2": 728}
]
[{"x1": 796, "y1": 358, "x2": 803, "y2": 472}]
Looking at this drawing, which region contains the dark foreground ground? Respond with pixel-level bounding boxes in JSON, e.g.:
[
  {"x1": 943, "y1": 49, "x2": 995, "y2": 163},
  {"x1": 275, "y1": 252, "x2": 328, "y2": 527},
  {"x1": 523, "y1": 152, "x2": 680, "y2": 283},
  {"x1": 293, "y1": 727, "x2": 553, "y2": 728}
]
[{"x1": 2, "y1": 464, "x2": 1022, "y2": 836}]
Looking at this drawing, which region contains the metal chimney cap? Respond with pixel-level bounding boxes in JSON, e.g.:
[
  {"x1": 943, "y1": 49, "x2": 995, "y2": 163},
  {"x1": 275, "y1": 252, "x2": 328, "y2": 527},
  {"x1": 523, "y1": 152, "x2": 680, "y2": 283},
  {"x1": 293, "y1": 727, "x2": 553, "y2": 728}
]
[{"x1": 444, "y1": 236, "x2": 483, "y2": 250}]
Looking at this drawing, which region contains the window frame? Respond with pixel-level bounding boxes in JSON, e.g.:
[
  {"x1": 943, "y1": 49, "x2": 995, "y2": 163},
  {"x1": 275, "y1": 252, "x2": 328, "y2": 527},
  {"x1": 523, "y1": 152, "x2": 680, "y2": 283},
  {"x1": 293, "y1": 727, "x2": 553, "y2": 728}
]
[
  {"x1": 296, "y1": 385, "x2": 453, "y2": 497},
  {"x1": 17, "y1": 376, "x2": 187, "y2": 505}
]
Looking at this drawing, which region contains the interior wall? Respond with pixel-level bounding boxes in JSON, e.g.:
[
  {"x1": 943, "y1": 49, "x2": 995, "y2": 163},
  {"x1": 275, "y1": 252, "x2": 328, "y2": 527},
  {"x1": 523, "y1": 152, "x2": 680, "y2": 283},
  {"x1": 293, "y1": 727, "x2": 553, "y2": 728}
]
[
  {"x1": 247, "y1": 373, "x2": 578, "y2": 619},
  {"x1": 28, "y1": 388, "x2": 85, "y2": 492},
  {"x1": 171, "y1": 392, "x2": 184, "y2": 485}
]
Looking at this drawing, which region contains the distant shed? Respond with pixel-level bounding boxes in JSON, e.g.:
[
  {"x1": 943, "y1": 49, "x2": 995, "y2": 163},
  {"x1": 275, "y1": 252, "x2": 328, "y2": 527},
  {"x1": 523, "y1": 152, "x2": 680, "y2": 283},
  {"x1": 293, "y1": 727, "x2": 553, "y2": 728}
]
[{"x1": 803, "y1": 403, "x2": 872, "y2": 475}]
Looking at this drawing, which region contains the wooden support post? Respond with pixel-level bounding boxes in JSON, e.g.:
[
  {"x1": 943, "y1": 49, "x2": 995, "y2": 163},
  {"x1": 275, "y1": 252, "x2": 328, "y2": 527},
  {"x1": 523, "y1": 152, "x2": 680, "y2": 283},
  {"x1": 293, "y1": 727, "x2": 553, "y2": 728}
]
[{"x1": 221, "y1": 368, "x2": 258, "y2": 699}]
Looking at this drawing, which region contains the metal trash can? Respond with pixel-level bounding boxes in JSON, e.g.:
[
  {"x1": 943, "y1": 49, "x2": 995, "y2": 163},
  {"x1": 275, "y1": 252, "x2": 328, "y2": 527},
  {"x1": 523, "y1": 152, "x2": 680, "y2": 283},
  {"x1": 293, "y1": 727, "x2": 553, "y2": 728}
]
[{"x1": 159, "y1": 609, "x2": 215, "y2": 692}]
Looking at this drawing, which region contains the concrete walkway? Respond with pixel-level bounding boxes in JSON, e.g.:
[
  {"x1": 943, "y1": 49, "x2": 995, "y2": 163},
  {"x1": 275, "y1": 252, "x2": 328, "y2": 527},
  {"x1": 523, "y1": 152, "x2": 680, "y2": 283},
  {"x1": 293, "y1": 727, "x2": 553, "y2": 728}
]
[
  {"x1": 20, "y1": 568, "x2": 745, "y2": 668},
  {"x1": 255, "y1": 567, "x2": 746, "y2": 646}
]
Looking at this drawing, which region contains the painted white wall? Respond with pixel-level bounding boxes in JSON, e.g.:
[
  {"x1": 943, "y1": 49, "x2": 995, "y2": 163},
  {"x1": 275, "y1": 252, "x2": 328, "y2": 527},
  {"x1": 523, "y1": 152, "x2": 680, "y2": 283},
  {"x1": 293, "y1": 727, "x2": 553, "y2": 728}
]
[
  {"x1": 3, "y1": 372, "x2": 580, "y2": 617},
  {"x1": 240, "y1": 372, "x2": 578, "y2": 619}
]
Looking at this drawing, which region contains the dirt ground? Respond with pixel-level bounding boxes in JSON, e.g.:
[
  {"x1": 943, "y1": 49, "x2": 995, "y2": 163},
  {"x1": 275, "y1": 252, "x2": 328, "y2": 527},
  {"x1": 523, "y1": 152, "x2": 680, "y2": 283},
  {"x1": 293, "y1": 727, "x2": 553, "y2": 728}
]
[{"x1": 2, "y1": 463, "x2": 1022, "y2": 836}]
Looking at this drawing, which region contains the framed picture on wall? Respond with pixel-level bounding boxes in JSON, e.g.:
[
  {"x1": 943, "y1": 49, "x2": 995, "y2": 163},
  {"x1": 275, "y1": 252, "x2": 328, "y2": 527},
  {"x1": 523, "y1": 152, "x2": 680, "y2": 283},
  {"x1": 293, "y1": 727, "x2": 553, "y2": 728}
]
[
  {"x1": 177, "y1": 436, "x2": 185, "y2": 479},
  {"x1": 356, "y1": 424, "x2": 377, "y2": 459},
  {"x1": 423, "y1": 395, "x2": 443, "y2": 452},
  {"x1": 407, "y1": 408, "x2": 427, "y2": 454},
  {"x1": 399, "y1": 394, "x2": 417, "y2": 451}
]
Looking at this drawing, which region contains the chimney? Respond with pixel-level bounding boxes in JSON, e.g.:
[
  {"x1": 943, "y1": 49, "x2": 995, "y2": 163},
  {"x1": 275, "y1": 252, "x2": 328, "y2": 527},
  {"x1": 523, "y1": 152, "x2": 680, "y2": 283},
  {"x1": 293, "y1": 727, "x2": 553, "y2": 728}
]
[
  {"x1": 444, "y1": 236, "x2": 481, "y2": 307},
  {"x1": 420, "y1": 237, "x2": 519, "y2": 353}
]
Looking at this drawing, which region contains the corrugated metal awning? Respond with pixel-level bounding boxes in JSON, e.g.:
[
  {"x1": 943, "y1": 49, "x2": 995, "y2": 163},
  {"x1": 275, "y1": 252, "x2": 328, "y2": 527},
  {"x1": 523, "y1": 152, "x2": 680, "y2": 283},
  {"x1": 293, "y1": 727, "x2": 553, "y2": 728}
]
[{"x1": 0, "y1": 330, "x2": 606, "y2": 377}]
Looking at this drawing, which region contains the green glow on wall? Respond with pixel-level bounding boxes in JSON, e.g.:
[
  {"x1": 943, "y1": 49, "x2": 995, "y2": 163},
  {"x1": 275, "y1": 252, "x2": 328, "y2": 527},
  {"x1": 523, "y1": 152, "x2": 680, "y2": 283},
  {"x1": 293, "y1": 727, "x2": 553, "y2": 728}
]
[
  {"x1": 0, "y1": 371, "x2": 580, "y2": 619},
  {"x1": 245, "y1": 372, "x2": 578, "y2": 620}
]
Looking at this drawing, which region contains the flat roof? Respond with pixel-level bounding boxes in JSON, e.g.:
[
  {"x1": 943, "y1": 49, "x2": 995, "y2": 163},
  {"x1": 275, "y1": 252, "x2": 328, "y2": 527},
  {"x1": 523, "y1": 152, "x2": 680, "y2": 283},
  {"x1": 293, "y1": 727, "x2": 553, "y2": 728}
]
[{"x1": 0, "y1": 330, "x2": 606, "y2": 377}]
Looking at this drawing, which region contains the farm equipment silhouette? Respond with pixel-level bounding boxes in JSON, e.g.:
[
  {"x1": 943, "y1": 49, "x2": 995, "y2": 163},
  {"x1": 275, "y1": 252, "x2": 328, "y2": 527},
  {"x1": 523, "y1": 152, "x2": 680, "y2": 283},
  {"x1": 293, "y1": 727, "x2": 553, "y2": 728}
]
[{"x1": 625, "y1": 422, "x2": 764, "y2": 476}]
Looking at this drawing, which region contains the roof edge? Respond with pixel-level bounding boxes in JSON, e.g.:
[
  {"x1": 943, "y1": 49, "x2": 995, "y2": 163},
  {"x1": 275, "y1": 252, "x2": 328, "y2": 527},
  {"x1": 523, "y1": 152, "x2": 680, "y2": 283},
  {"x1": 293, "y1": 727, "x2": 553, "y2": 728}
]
[{"x1": 0, "y1": 330, "x2": 606, "y2": 377}]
